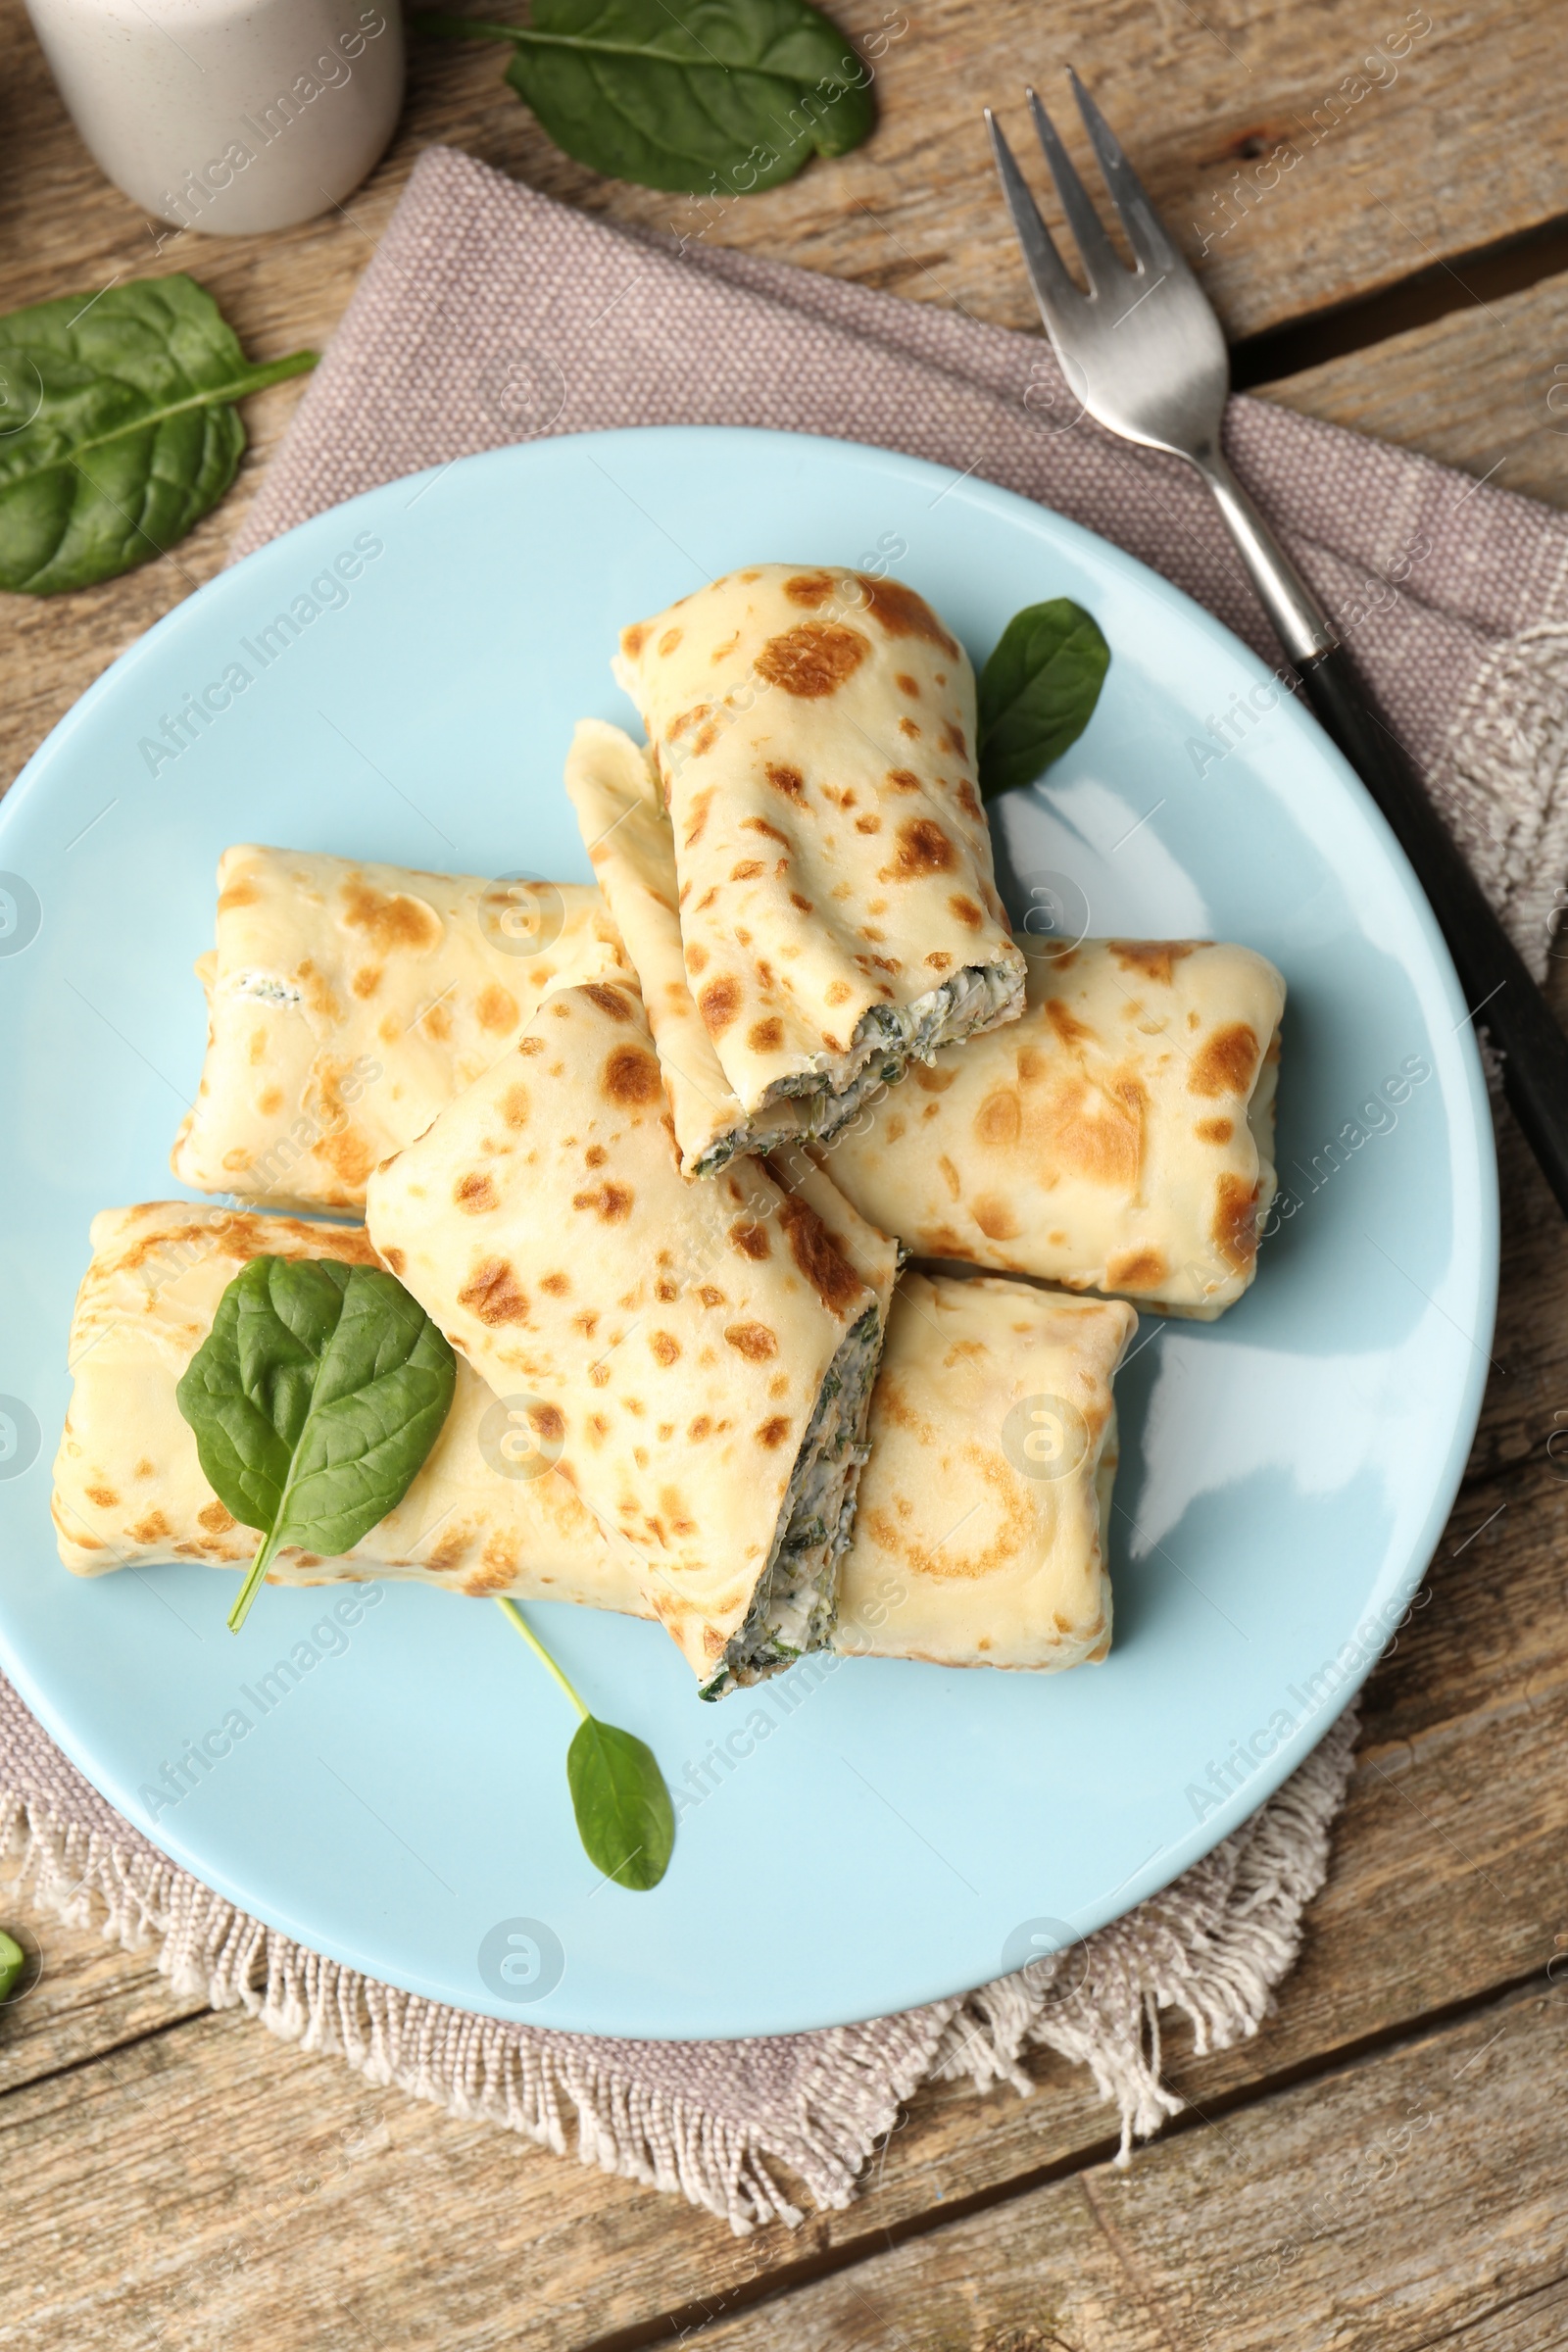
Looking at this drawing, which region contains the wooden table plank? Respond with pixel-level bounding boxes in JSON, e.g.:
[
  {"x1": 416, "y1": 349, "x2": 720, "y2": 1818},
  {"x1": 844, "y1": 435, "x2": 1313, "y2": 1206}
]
[
  {"x1": 0, "y1": 1904, "x2": 203, "y2": 2099},
  {"x1": 1260, "y1": 267, "x2": 1568, "y2": 510},
  {"x1": 684, "y1": 1983, "x2": 1568, "y2": 2352}
]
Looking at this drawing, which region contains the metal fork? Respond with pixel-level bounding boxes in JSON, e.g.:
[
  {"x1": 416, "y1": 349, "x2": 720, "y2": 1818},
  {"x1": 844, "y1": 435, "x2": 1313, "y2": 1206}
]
[{"x1": 988, "y1": 74, "x2": 1568, "y2": 1220}]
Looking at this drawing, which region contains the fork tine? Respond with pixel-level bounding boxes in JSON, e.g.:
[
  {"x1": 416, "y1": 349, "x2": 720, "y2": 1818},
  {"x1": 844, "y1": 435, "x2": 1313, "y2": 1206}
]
[
  {"x1": 983, "y1": 108, "x2": 1083, "y2": 327},
  {"x1": 1067, "y1": 67, "x2": 1180, "y2": 276},
  {"x1": 1024, "y1": 85, "x2": 1126, "y2": 296}
]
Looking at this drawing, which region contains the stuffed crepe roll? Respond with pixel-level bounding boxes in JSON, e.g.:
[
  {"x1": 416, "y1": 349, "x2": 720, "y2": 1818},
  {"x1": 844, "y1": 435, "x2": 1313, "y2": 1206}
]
[
  {"x1": 52, "y1": 1203, "x2": 650, "y2": 1613},
  {"x1": 611, "y1": 565, "x2": 1027, "y2": 1164},
  {"x1": 365, "y1": 979, "x2": 898, "y2": 1696},
  {"x1": 817, "y1": 940, "x2": 1286, "y2": 1318},
  {"x1": 834, "y1": 1273, "x2": 1134, "y2": 1671},
  {"x1": 172, "y1": 846, "x2": 628, "y2": 1214}
]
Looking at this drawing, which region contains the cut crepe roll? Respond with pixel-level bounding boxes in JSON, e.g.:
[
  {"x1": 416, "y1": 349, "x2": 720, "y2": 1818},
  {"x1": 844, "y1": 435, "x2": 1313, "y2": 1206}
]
[
  {"x1": 172, "y1": 845, "x2": 628, "y2": 1214},
  {"x1": 565, "y1": 718, "x2": 761, "y2": 1176},
  {"x1": 816, "y1": 940, "x2": 1286, "y2": 1319},
  {"x1": 612, "y1": 564, "x2": 1027, "y2": 1158},
  {"x1": 834, "y1": 1273, "x2": 1135, "y2": 1671},
  {"x1": 52, "y1": 1204, "x2": 649, "y2": 1615},
  {"x1": 365, "y1": 979, "x2": 895, "y2": 1698}
]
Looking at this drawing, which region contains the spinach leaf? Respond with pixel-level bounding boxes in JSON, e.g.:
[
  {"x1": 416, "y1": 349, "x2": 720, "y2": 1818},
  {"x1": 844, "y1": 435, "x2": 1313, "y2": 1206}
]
[
  {"x1": 416, "y1": 0, "x2": 874, "y2": 194},
  {"x1": 0, "y1": 275, "x2": 316, "y2": 596},
  {"x1": 567, "y1": 1718, "x2": 676, "y2": 1889},
  {"x1": 497, "y1": 1598, "x2": 674, "y2": 1889},
  {"x1": 176, "y1": 1256, "x2": 457, "y2": 1633},
  {"x1": 977, "y1": 598, "x2": 1110, "y2": 802},
  {"x1": 0, "y1": 1928, "x2": 24, "y2": 2003}
]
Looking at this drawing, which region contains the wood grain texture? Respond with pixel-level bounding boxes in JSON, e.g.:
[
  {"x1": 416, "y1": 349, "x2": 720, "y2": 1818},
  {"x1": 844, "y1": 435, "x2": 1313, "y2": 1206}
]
[
  {"x1": 688, "y1": 1983, "x2": 1568, "y2": 2352},
  {"x1": 1260, "y1": 266, "x2": 1568, "y2": 509}
]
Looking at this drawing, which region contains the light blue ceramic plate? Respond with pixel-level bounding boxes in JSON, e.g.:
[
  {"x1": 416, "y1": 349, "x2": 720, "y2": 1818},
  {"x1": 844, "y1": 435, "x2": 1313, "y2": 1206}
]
[{"x1": 0, "y1": 428, "x2": 1496, "y2": 2037}]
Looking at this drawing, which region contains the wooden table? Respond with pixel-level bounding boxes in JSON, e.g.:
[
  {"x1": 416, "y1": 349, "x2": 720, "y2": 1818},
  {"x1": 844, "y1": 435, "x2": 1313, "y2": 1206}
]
[{"x1": 4, "y1": 3, "x2": 1568, "y2": 2344}]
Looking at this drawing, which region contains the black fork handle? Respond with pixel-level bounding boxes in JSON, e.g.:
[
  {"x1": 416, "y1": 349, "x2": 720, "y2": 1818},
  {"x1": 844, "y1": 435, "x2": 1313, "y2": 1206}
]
[{"x1": 1298, "y1": 639, "x2": 1568, "y2": 1217}]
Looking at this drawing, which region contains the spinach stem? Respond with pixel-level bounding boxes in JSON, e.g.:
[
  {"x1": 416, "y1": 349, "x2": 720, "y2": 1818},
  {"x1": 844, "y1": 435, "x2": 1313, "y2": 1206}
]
[
  {"x1": 228, "y1": 1524, "x2": 281, "y2": 1634},
  {"x1": 495, "y1": 1598, "x2": 591, "y2": 1722}
]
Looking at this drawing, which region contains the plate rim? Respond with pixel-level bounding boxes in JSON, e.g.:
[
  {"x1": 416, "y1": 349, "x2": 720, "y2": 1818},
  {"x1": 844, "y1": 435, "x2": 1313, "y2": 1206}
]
[{"x1": 0, "y1": 423, "x2": 1499, "y2": 2035}]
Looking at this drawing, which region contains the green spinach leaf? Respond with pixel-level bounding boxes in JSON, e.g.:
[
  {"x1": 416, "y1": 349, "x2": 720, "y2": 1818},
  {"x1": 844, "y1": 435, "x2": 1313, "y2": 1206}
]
[
  {"x1": 416, "y1": 0, "x2": 874, "y2": 194},
  {"x1": 0, "y1": 1928, "x2": 25, "y2": 2003},
  {"x1": 566, "y1": 1717, "x2": 676, "y2": 1889},
  {"x1": 497, "y1": 1597, "x2": 674, "y2": 1889},
  {"x1": 176, "y1": 1256, "x2": 457, "y2": 1633},
  {"x1": 0, "y1": 275, "x2": 316, "y2": 596},
  {"x1": 977, "y1": 597, "x2": 1110, "y2": 802}
]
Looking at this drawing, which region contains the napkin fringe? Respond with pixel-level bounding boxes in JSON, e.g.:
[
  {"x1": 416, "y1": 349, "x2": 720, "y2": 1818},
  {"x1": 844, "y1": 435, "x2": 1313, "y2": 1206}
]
[{"x1": 0, "y1": 1703, "x2": 1355, "y2": 2230}]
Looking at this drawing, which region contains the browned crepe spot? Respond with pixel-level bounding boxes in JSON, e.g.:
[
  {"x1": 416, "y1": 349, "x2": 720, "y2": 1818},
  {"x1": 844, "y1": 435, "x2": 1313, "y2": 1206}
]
[
  {"x1": 975, "y1": 1090, "x2": 1021, "y2": 1149},
  {"x1": 1214, "y1": 1174, "x2": 1260, "y2": 1268},
  {"x1": 340, "y1": 880, "x2": 442, "y2": 955},
  {"x1": 1045, "y1": 998, "x2": 1095, "y2": 1048},
  {"x1": 743, "y1": 815, "x2": 791, "y2": 845},
  {"x1": 581, "y1": 982, "x2": 635, "y2": 1022},
  {"x1": 885, "y1": 818, "x2": 956, "y2": 880},
  {"x1": 501, "y1": 1084, "x2": 530, "y2": 1129},
  {"x1": 856, "y1": 575, "x2": 959, "y2": 656},
  {"x1": 573, "y1": 1182, "x2": 634, "y2": 1223},
  {"x1": 649, "y1": 1331, "x2": 681, "y2": 1365},
  {"x1": 477, "y1": 984, "x2": 517, "y2": 1033},
  {"x1": 377, "y1": 1245, "x2": 406, "y2": 1275},
  {"x1": 783, "y1": 570, "x2": 836, "y2": 606},
  {"x1": 758, "y1": 1416, "x2": 792, "y2": 1447},
  {"x1": 914, "y1": 1063, "x2": 957, "y2": 1093},
  {"x1": 1110, "y1": 941, "x2": 1197, "y2": 984},
  {"x1": 941, "y1": 721, "x2": 968, "y2": 760},
  {"x1": 948, "y1": 893, "x2": 984, "y2": 929},
  {"x1": 351, "y1": 964, "x2": 381, "y2": 1000},
  {"x1": 766, "y1": 761, "x2": 806, "y2": 799},
  {"x1": 748, "y1": 1017, "x2": 784, "y2": 1054},
  {"x1": 658, "y1": 626, "x2": 683, "y2": 655},
  {"x1": 755, "y1": 622, "x2": 868, "y2": 698},
  {"x1": 455, "y1": 1171, "x2": 498, "y2": 1214},
  {"x1": 621, "y1": 623, "x2": 648, "y2": 661},
  {"x1": 1196, "y1": 1116, "x2": 1234, "y2": 1145},
  {"x1": 314, "y1": 1125, "x2": 376, "y2": 1190},
  {"x1": 724, "y1": 1321, "x2": 778, "y2": 1361},
  {"x1": 1106, "y1": 1247, "x2": 1168, "y2": 1292},
  {"x1": 258, "y1": 1086, "x2": 283, "y2": 1115},
  {"x1": 130, "y1": 1510, "x2": 172, "y2": 1544},
  {"x1": 699, "y1": 976, "x2": 742, "y2": 1035},
  {"x1": 686, "y1": 942, "x2": 710, "y2": 975},
  {"x1": 198, "y1": 1500, "x2": 235, "y2": 1535},
  {"x1": 603, "y1": 1045, "x2": 663, "y2": 1105},
  {"x1": 1044, "y1": 1073, "x2": 1144, "y2": 1189},
  {"x1": 1190, "y1": 1023, "x2": 1260, "y2": 1099},
  {"x1": 972, "y1": 1196, "x2": 1020, "y2": 1241},
  {"x1": 779, "y1": 1197, "x2": 861, "y2": 1312},
  {"x1": 460, "y1": 1257, "x2": 529, "y2": 1324},
  {"x1": 730, "y1": 1220, "x2": 772, "y2": 1261},
  {"x1": 730, "y1": 858, "x2": 765, "y2": 881},
  {"x1": 218, "y1": 878, "x2": 259, "y2": 912}
]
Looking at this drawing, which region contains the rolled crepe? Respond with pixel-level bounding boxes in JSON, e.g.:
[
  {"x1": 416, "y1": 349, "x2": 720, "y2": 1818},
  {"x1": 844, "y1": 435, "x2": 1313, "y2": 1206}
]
[
  {"x1": 612, "y1": 565, "x2": 1027, "y2": 1162},
  {"x1": 366, "y1": 979, "x2": 898, "y2": 1697},
  {"x1": 172, "y1": 846, "x2": 628, "y2": 1214},
  {"x1": 52, "y1": 1204, "x2": 650, "y2": 1614},
  {"x1": 816, "y1": 940, "x2": 1286, "y2": 1318},
  {"x1": 567, "y1": 717, "x2": 821, "y2": 1176},
  {"x1": 834, "y1": 1273, "x2": 1135, "y2": 1671}
]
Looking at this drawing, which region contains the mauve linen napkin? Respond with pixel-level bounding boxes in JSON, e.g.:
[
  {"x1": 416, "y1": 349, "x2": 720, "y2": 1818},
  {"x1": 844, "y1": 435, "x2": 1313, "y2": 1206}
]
[{"x1": 6, "y1": 142, "x2": 1563, "y2": 2235}]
